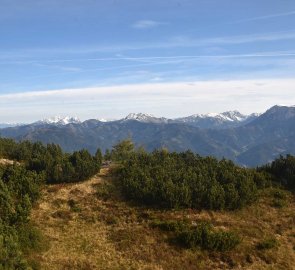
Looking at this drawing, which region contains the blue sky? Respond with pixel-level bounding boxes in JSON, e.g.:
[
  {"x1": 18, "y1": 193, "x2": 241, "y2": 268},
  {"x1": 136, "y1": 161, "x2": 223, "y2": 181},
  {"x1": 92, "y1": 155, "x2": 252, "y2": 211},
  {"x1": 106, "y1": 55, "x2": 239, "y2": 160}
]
[{"x1": 1, "y1": 0, "x2": 295, "y2": 122}]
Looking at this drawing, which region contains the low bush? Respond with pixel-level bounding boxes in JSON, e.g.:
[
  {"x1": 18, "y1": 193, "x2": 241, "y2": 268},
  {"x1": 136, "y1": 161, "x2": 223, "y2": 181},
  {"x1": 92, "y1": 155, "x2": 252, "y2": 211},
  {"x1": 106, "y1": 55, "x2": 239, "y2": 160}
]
[
  {"x1": 271, "y1": 189, "x2": 288, "y2": 208},
  {"x1": 256, "y1": 237, "x2": 278, "y2": 250},
  {"x1": 68, "y1": 199, "x2": 81, "y2": 212},
  {"x1": 150, "y1": 219, "x2": 189, "y2": 233},
  {"x1": 151, "y1": 219, "x2": 241, "y2": 252},
  {"x1": 177, "y1": 222, "x2": 241, "y2": 252},
  {"x1": 96, "y1": 182, "x2": 116, "y2": 201}
]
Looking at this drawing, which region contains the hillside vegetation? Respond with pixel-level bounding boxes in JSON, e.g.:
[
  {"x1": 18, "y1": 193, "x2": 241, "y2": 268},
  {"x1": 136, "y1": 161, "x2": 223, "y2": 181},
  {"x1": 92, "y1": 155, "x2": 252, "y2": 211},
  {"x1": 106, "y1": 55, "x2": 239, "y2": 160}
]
[
  {"x1": 28, "y1": 166, "x2": 294, "y2": 270},
  {"x1": 117, "y1": 150, "x2": 268, "y2": 210},
  {"x1": 0, "y1": 138, "x2": 294, "y2": 269},
  {"x1": 0, "y1": 138, "x2": 102, "y2": 184},
  {"x1": 0, "y1": 138, "x2": 102, "y2": 269}
]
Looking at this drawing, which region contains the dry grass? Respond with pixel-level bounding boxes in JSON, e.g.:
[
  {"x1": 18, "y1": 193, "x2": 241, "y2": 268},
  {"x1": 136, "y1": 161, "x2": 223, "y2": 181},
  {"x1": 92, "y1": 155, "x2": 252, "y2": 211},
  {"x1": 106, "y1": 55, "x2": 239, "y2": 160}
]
[
  {"x1": 0, "y1": 158, "x2": 19, "y2": 165},
  {"x1": 31, "y1": 168, "x2": 295, "y2": 270}
]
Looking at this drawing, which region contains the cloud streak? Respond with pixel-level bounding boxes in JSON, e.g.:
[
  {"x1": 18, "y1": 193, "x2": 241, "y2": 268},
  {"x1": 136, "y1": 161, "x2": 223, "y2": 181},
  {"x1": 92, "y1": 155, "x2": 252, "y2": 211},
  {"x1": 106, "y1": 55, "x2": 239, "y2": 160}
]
[
  {"x1": 234, "y1": 10, "x2": 295, "y2": 24},
  {"x1": 2, "y1": 50, "x2": 295, "y2": 65},
  {"x1": 2, "y1": 30, "x2": 295, "y2": 59},
  {"x1": 3, "y1": 51, "x2": 293, "y2": 83},
  {"x1": 185, "y1": 10, "x2": 295, "y2": 34},
  {"x1": 1, "y1": 79, "x2": 295, "y2": 122},
  {"x1": 132, "y1": 20, "x2": 166, "y2": 29}
]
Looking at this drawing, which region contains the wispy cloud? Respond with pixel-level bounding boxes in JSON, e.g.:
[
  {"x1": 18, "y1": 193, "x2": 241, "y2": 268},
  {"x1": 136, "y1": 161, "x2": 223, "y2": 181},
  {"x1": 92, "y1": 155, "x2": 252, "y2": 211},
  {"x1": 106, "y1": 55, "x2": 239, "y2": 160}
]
[
  {"x1": 32, "y1": 63, "x2": 82, "y2": 72},
  {"x1": 1, "y1": 50, "x2": 294, "y2": 87},
  {"x1": 234, "y1": 10, "x2": 295, "y2": 24},
  {"x1": 132, "y1": 20, "x2": 166, "y2": 29},
  {"x1": 2, "y1": 50, "x2": 294, "y2": 68},
  {"x1": 169, "y1": 31, "x2": 295, "y2": 48},
  {"x1": 185, "y1": 10, "x2": 295, "y2": 34},
  {"x1": 2, "y1": 30, "x2": 295, "y2": 59},
  {"x1": 1, "y1": 79, "x2": 295, "y2": 122}
]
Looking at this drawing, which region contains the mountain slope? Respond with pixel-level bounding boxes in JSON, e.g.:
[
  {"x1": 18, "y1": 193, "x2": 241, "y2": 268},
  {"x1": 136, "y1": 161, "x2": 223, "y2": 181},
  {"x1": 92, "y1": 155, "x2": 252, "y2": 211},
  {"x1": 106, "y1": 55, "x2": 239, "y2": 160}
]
[{"x1": 1, "y1": 105, "x2": 294, "y2": 166}]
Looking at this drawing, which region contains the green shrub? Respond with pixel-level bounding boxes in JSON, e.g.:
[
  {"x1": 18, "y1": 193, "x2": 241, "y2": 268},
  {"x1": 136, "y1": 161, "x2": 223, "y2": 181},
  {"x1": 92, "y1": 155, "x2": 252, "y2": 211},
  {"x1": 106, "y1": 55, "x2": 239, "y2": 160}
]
[
  {"x1": 150, "y1": 219, "x2": 189, "y2": 233},
  {"x1": 17, "y1": 224, "x2": 49, "y2": 253},
  {"x1": 177, "y1": 223, "x2": 241, "y2": 252},
  {"x1": 0, "y1": 156, "x2": 48, "y2": 269},
  {"x1": 256, "y1": 237, "x2": 278, "y2": 250},
  {"x1": 151, "y1": 219, "x2": 240, "y2": 252},
  {"x1": 272, "y1": 189, "x2": 287, "y2": 200},
  {"x1": 68, "y1": 199, "x2": 81, "y2": 212},
  {"x1": 259, "y1": 155, "x2": 295, "y2": 190},
  {"x1": 0, "y1": 222, "x2": 29, "y2": 270},
  {"x1": 118, "y1": 150, "x2": 260, "y2": 210},
  {"x1": 271, "y1": 189, "x2": 287, "y2": 208},
  {"x1": 96, "y1": 182, "x2": 116, "y2": 200},
  {"x1": 272, "y1": 198, "x2": 287, "y2": 208}
]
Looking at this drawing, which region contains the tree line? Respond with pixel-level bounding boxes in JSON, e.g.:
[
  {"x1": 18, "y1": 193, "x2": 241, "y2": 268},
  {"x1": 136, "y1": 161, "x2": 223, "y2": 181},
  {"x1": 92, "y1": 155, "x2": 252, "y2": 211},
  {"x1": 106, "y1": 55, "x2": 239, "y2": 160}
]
[{"x1": 0, "y1": 138, "x2": 102, "y2": 184}]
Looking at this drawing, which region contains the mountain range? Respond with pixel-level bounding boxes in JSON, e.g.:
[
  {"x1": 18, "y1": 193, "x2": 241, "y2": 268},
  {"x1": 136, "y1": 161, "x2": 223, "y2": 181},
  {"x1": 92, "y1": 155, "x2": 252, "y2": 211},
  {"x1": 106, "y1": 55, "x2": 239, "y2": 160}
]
[
  {"x1": 0, "y1": 110, "x2": 259, "y2": 129},
  {"x1": 1, "y1": 105, "x2": 294, "y2": 167}
]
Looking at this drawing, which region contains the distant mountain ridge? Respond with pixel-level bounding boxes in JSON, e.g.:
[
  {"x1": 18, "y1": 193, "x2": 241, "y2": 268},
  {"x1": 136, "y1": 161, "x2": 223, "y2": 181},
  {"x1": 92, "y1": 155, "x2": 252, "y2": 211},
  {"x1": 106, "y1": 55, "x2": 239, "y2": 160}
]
[
  {"x1": 118, "y1": 111, "x2": 260, "y2": 128},
  {"x1": 0, "y1": 105, "x2": 294, "y2": 167},
  {"x1": 0, "y1": 123, "x2": 17, "y2": 129},
  {"x1": 0, "y1": 123, "x2": 25, "y2": 129},
  {"x1": 0, "y1": 110, "x2": 259, "y2": 129},
  {"x1": 34, "y1": 116, "x2": 81, "y2": 126},
  {"x1": 173, "y1": 111, "x2": 260, "y2": 129},
  {"x1": 100, "y1": 110, "x2": 260, "y2": 129}
]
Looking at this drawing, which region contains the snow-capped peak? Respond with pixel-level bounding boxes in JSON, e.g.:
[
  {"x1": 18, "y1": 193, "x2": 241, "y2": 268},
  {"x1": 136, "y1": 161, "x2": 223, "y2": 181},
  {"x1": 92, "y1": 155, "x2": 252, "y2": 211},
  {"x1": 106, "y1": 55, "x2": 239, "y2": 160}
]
[
  {"x1": 98, "y1": 118, "x2": 108, "y2": 122},
  {"x1": 36, "y1": 116, "x2": 81, "y2": 125},
  {"x1": 174, "y1": 110, "x2": 261, "y2": 128},
  {"x1": 220, "y1": 111, "x2": 247, "y2": 122},
  {"x1": 122, "y1": 113, "x2": 169, "y2": 123},
  {"x1": 124, "y1": 113, "x2": 155, "y2": 121},
  {"x1": 178, "y1": 111, "x2": 249, "y2": 122}
]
